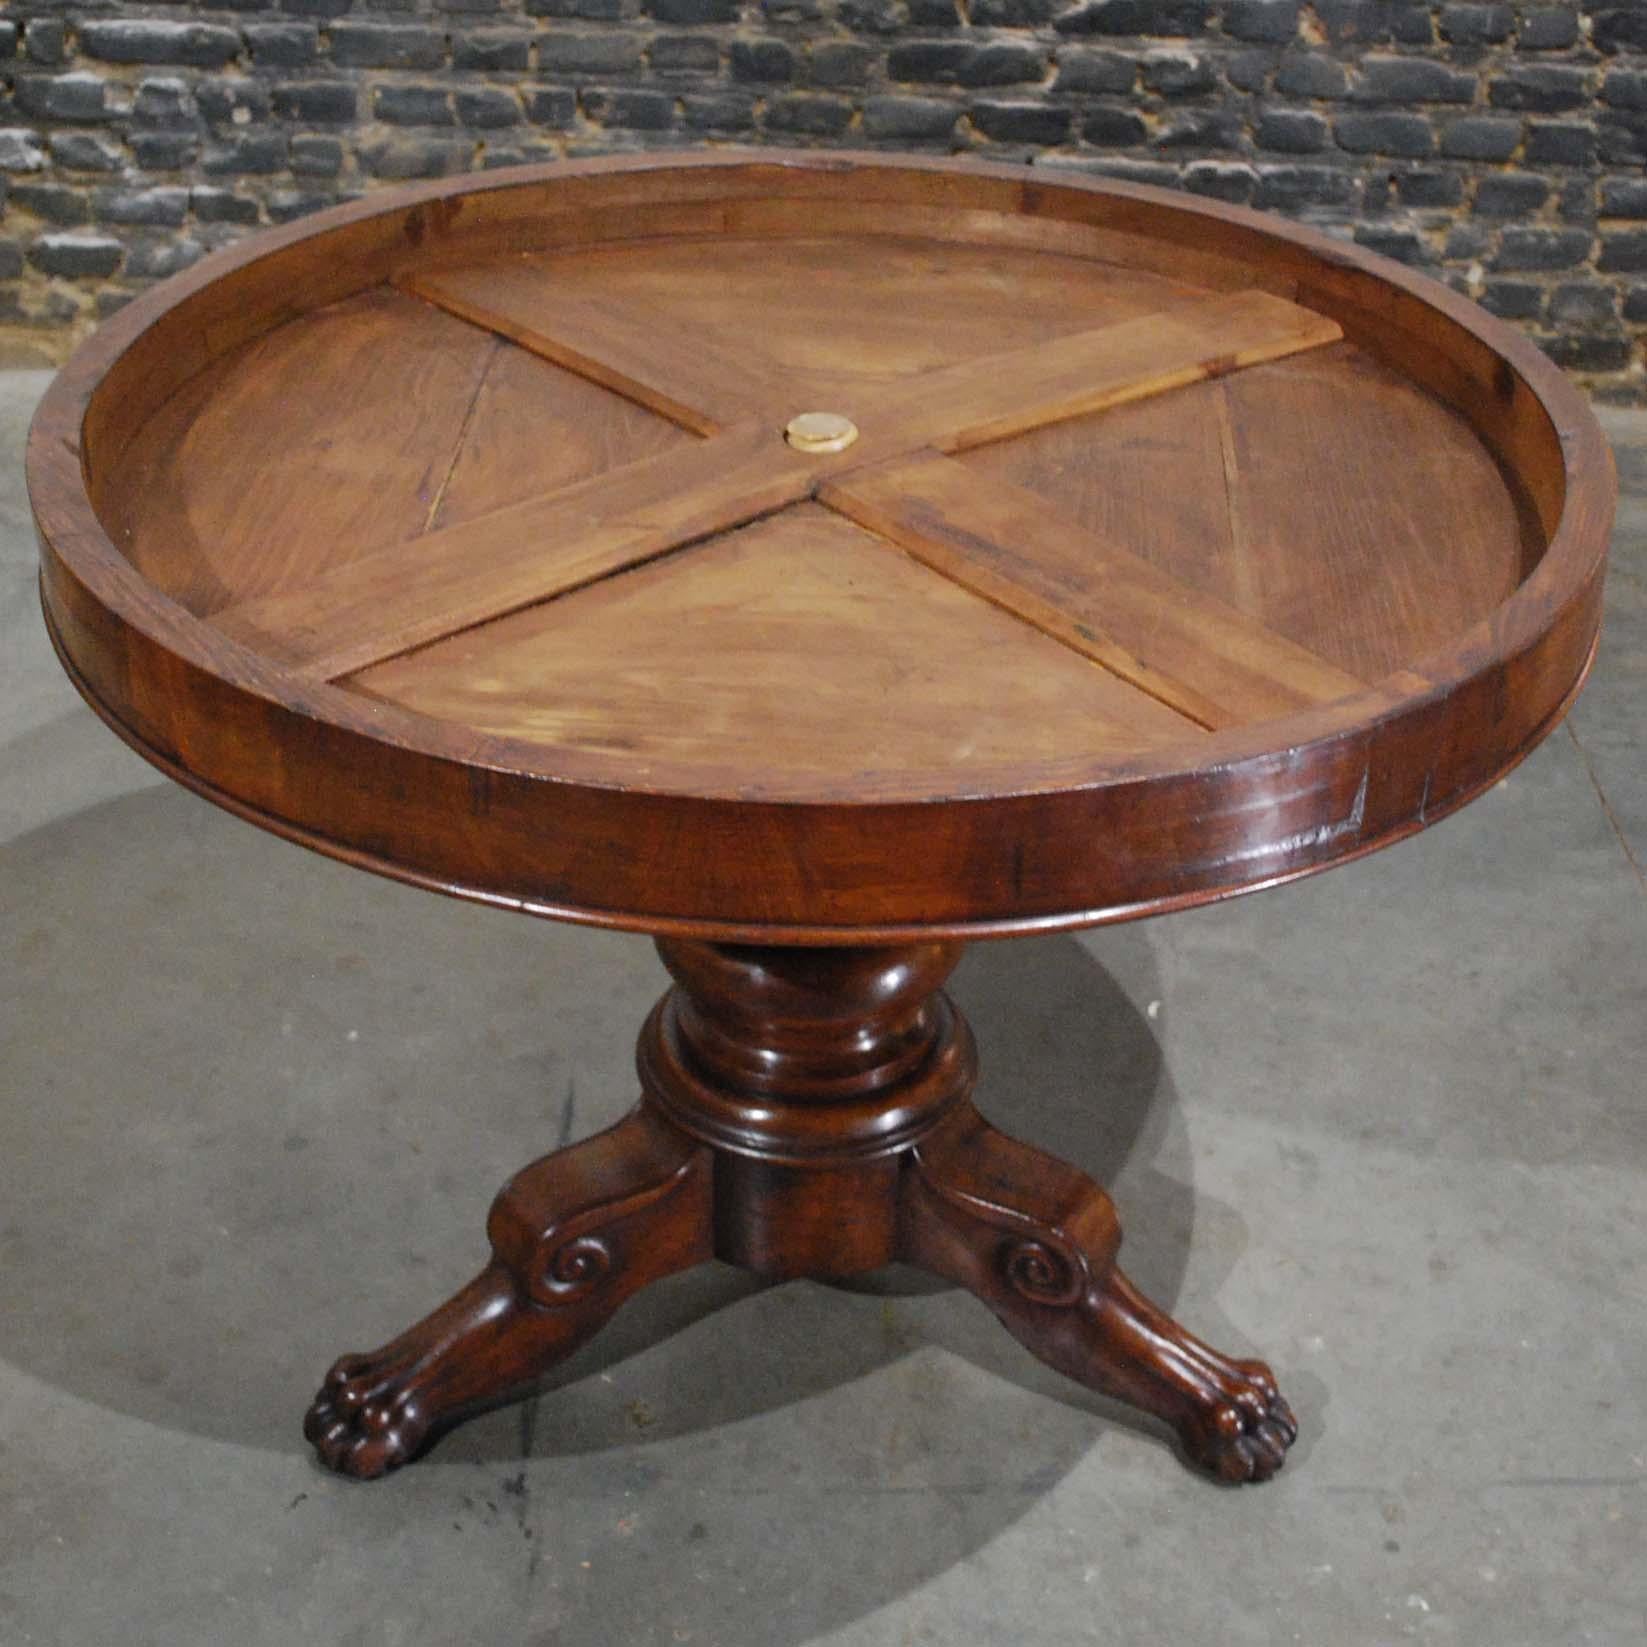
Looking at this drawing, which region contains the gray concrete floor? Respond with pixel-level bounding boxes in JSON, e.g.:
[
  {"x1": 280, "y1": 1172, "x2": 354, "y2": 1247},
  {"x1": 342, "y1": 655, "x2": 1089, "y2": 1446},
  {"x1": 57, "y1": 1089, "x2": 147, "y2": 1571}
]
[{"x1": 1, "y1": 369, "x2": 1643, "y2": 1647}]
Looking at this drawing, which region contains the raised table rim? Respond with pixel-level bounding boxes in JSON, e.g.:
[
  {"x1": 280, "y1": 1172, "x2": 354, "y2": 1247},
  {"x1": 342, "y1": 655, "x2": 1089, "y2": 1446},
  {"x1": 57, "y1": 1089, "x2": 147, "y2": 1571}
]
[{"x1": 29, "y1": 150, "x2": 1616, "y2": 941}]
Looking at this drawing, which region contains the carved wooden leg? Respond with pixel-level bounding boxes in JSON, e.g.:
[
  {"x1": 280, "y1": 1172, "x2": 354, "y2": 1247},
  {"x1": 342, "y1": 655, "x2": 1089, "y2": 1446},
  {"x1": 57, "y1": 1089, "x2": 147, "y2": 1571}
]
[
  {"x1": 302, "y1": 939, "x2": 1298, "y2": 1485},
  {"x1": 304, "y1": 1104, "x2": 713, "y2": 1480},
  {"x1": 899, "y1": 1104, "x2": 1297, "y2": 1484}
]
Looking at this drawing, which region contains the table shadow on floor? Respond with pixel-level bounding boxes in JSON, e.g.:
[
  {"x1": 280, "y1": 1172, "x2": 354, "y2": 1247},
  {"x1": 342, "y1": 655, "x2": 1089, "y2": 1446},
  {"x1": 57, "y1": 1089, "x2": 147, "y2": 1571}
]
[{"x1": 0, "y1": 780, "x2": 1272, "y2": 1488}]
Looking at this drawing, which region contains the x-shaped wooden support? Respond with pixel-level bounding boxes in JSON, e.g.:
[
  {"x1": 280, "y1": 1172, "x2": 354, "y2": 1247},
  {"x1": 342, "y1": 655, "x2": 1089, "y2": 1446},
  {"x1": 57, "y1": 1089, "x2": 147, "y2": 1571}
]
[{"x1": 213, "y1": 264, "x2": 1364, "y2": 729}]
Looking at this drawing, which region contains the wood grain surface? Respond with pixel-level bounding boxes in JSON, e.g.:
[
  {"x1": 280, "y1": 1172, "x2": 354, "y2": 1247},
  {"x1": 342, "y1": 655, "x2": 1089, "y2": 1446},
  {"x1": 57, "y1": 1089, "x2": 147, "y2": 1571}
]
[
  {"x1": 207, "y1": 285, "x2": 1342, "y2": 685},
  {"x1": 33, "y1": 153, "x2": 1612, "y2": 1490},
  {"x1": 351, "y1": 505, "x2": 1197, "y2": 776},
  {"x1": 401, "y1": 264, "x2": 781, "y2": 436},
  {"x1": 961, "y1": 343, "x2": 1537, "y2": 683},
  {"x1": 30, "y1": 151, "x2": 1614, "y2": 941},
  {"x1": 820, "y1": 450, "x2": 1366, "y2": 730}
]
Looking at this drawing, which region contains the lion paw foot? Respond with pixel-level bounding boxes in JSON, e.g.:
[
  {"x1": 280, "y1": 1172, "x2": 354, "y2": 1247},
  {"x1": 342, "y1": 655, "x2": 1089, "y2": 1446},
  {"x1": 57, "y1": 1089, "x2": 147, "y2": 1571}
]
[
  {"x1": 304, "y1": 1353, "x2": 434, "y2": 1481},
  {"x1": 1186, "y1": 1359, "x2": 1297, "y2": 1484}
]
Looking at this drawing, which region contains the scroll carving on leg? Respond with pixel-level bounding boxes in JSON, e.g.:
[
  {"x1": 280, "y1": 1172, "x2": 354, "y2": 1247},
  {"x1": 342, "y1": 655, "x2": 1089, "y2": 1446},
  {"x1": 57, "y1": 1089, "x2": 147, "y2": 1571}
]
[
  {"x1": 304, "y1": 1105, "x2": 713, "y2": 1479},
  {"x1": 900, "y1": 1105, "x2": 1297, "y2": 1484}
]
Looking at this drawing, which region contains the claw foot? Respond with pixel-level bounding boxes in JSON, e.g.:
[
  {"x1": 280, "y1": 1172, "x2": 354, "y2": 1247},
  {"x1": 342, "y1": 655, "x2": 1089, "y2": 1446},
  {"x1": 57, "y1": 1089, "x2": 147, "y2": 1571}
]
[
  {"x1": 900, "y1": 1106, "x2": 1302, "y2": 1485},
  {"x1": 300, "y1": 1108, "x2": 715, "y2": 1479},
  {"x1": 304, "y1": 1351, "x2": 435, "y2": 1481},
  {"x1": 1094, "y1": 1269, "x2": 1301, "y2": 1485},
  {"x1": 1183, "y1": 1358, "x2": 1298, "y2": 1484},
  {"x1": 302, "y1": 1262, "x2": 520, "y2": 1480}
]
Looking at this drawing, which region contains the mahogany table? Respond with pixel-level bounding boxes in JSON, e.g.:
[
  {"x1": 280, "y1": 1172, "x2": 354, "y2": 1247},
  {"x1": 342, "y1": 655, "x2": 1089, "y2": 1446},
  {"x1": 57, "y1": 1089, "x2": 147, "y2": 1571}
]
[{"x1": 30, "y1": 153, "x2": 1613, "y2": 1485}]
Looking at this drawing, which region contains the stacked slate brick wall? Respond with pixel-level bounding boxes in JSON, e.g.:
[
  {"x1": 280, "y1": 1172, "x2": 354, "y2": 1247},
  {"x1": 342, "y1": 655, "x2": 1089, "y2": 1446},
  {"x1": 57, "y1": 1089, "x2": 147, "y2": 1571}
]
[{"x1": 1, "y1": 3, "x2": 1644, "y2": 397}]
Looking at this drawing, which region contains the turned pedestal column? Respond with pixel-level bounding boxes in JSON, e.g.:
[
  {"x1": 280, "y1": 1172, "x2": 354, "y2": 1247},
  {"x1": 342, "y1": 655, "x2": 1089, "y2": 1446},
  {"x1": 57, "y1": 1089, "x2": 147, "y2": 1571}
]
[{"x1": 304, "y1": 942, "x2": 1296, "y2": 1483}]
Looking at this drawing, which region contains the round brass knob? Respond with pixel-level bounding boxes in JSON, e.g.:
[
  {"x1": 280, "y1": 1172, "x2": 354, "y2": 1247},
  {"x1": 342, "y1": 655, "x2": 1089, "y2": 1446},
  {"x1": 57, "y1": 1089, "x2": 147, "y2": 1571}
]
[{"x1": 784, "y1": 411, "x2": 859, "y2": 454}]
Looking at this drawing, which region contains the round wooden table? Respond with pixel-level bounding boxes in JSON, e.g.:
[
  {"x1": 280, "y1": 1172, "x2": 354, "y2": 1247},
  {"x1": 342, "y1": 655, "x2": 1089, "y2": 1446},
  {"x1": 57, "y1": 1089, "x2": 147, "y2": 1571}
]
[{"x1": 30, "y1": 152, "x2": 1613, "y2": 1484}]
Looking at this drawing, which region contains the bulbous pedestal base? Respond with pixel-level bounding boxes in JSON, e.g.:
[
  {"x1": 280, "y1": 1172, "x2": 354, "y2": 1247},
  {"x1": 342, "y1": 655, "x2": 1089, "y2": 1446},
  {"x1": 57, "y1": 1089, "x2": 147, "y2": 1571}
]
[{"x1": 304, "y1": 940, "x2": 1295, "y2": 1483}]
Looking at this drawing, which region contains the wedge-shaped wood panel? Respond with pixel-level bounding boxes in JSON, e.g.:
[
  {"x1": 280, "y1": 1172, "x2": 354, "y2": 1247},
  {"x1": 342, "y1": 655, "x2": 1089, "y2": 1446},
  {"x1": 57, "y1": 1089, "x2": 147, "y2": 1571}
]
[
  {"x1": 491, "y1": 233, "x2": 1214, "y2": 394},
  {"x1": 429, "y1": 338, "x2": 692, "y2": 532},
  {"x1": 962, "y1": 346, "x2": 1533, "y2": 683},
  {"x1": 402, "y1": 265, "x2": 779, "y2": 436},
  {"x1": 821, "y1": 452, "x2": 1367, "y2": 729},
  {"x1": 37, "y1": 153, "x2": 1610, "y2": 938},
  {"x1": 206, "y1": 288, "x2": 1343, "y2": 684},
  {"x1": 1213, "y1": 348, "x2": 1535, "y2": 681},
  {"x1": 347, "y1": 505, "x2": 1201, "y2": 786},
  {"x1": 212, "y1": 423, "x2": 821, "y2": 680},
  {"x1": 106, "y1": 288, "x2": 500, "y2": 615}
]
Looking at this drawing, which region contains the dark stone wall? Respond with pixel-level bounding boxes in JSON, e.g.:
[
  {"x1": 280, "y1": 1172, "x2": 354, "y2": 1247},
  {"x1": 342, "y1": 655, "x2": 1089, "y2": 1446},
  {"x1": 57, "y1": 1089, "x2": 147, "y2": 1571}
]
[{"x1": 1, "y1": 2, "x2": 1644, "y2": 396}]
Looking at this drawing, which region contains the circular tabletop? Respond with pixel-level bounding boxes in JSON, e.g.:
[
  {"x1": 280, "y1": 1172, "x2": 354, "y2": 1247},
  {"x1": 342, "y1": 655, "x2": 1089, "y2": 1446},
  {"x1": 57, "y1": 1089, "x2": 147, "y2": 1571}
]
[{"x1": 31, "y1": 152, "x2": 1614, "y2": 943}]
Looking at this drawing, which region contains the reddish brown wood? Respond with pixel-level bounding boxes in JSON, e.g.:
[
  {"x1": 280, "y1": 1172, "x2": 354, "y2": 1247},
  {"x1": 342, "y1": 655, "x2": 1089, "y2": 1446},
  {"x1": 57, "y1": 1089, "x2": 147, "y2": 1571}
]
[
  {"x1": 205, "y1": 293, "x2": 1337, "y2": 683},
  {"x1": 856, "y1": 288, "x2": 1341, "y2": 455},
  {"x1": 305, "y1": 1103, "x2": 713, "y2": 1479},
  {"x1": 305, "y1": 941, "x2": 1296, "y2": 1483},
  {"x1": 900, "y1": 1105, "x2": 1297, "y2": 1484},
  {"x1": 29, "y1": 152, "x2": 1612, "y2": 940},
  {"x1": 398, "y1": 265, "x2": 786, "y2": 436},
  {"x1": 645, "y1": 940, "x2": 976, "y2": 1277},
  {"x1": 29, "y1": 152, "x2": 1614, "y2": 1492},
  {"x1": 211, "y1": 421, "x2": 810, "y2": 680}
]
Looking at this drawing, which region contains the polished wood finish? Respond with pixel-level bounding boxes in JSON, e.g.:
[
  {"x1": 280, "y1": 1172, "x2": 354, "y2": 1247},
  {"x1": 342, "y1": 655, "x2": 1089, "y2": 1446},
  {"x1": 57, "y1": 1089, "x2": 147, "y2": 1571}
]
[
  {"x1": 106, "y1": 288, "x2": 501, "y2": 614},
  {"x1": 307, "y1": 1101, "x2": 714, "y2": 1480},
  {"x1": 959, "y1": 343, "x2": 1541, "y2": 684},
  {"x1": 29, "y1": 154, "x2": 1613, "y2": 1488},
  {"x1": 214, "y1": 421, "x2": 803, "y2": 680},
  {"x1": 30, "y1": 153, "x2": 1611, "y2": 939},
  {"x1": 901, "y1": 1103, "x2": 1296, "y2": 1484},
  {"x1": 307, "y1": 942, "x2": 1292, "y2": 1483},
  {"x1": 855, "y1": 289, "x2": 1341, "y2": 456},
  {"x1": 210, "y1": 290, "x2": 1339, "y2": 683}
]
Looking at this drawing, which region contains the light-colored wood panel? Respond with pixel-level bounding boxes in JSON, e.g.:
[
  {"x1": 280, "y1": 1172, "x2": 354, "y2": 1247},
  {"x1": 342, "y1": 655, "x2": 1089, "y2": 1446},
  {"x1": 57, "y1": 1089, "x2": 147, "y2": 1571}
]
[
  {"x1": 397, "y1": 194, "x2": 1275, "y2": 304},
  {"x1": 347, "y1": 505, "x2": 1200, "y2": 784},
  {"x1": 719, "y1": 200, "x2": 1278, "y2": 295},
  {"x1": 429, "y1": 342, "x2": 691, "y2": 532},
  {"x1": 82, "y1": 209, "x2": 409, "y2": 487},
  {"x1": 864, "y1": 290, "x2": 1342, "y2": 455},
  {"x1": 1216, "y1": 348, "x2": 1533, "y2": 679},
  {"x1": 39, "y1": 152, "x2": 1611, "y2": 938},
  {"x1": 105, "y1": 287, "x2": 499, "y2": 614},
  {"x1": 821, "y1": 452, "x2": 1366, "y2": 729},
  {"x1": 211, "y1": 423, "x2": 819, "y2": 680},
  {"x1": 520, "y1": 233, "x2": 1214, "y2": 392},
  {"x1": 201, "y1": 289, "x2": 1338, "y2": 682},
  {"x1": 1293, "y1": 270, "x2": 1567, "y2": 542},
  {"x1": 962, "y1": 371, "x2": 1245, "y2": 607},
  {"x1": 963, "y1": 343, "x2": 1530, "y2": 681},
  {"x1": 402, "y1": 265, "x2": 778, "y2": 436}
]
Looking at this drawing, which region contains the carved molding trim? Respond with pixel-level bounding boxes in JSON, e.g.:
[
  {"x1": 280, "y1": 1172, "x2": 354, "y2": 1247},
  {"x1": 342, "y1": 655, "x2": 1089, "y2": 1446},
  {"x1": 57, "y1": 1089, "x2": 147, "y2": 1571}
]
[
  {"x1": 909, "y1": 1152, "x2": 1092, "y2": 1309},
  {"x1": 999, "y1": 1236, "x2": 1086, "y2": 1308},
  {"x1": 537, "y1": 1234, "x2": 615, "y2": 1303},
  {"x1": 498, "y1": 1153, "x2": 704, "y2": 1311}
]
